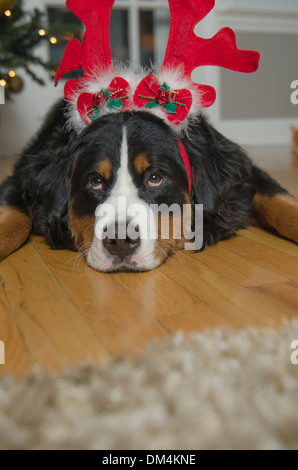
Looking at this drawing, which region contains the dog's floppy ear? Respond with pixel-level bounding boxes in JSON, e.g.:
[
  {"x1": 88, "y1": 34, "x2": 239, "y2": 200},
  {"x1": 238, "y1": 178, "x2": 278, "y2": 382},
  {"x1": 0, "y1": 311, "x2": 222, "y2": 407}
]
[{"x1": 184, "y1": 116, "x2": 255, "y2": 247}]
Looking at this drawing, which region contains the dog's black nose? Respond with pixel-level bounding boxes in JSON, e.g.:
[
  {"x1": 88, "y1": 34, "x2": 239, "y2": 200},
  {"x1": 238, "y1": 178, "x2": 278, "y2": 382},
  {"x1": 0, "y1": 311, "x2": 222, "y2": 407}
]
[{"x1": 103, "y1": 223, "x2": 140, "y2": 259}]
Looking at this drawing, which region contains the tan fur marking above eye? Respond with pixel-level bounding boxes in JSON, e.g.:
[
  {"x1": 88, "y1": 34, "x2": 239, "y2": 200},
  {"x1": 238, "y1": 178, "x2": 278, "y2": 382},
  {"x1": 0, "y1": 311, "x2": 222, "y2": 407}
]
[
  {"x1": 253, "y1": 193, "x2": 298, "y2": 244},
  {"x1": 0, "y1": 207, "x2": 32, "y2": 261},
  {"x1": 96, "y1": 159, "x2": 112, "y2": 180},
  {"x1": 134, "y1": 154, "x2": 151, "y2": 174},
  {"x1": 69, "y1": 202, "x2": 95, "y2": 251}
]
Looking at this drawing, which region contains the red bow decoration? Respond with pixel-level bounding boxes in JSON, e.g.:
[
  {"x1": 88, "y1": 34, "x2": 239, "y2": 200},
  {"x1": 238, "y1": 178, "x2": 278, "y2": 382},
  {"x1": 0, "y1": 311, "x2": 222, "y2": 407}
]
[
  {"x1": 134, "y1": 75, "x2": 193, "y2": 124},
  {"x1": 77, "y1": 77, "x2": 130, "y2": 125}
]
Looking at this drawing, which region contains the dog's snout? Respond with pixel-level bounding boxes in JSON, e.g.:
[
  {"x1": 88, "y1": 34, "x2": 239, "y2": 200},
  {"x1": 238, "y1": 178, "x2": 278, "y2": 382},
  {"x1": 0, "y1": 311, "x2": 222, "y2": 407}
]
[{"x1": 103, "y1": 223, "x2": 140, "y2": 260}]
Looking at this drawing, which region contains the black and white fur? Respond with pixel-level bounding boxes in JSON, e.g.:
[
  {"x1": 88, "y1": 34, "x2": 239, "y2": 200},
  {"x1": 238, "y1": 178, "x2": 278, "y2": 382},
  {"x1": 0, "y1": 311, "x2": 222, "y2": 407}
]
[{"x1": 0, "y1": 99, "x2": 297, "y2": 272}]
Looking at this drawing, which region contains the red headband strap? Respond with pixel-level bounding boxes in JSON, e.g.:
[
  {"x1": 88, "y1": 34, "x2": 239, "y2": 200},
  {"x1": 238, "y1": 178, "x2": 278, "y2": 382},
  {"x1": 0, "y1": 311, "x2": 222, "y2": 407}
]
[{"x1": 178, "y1": 140, "x2": 192, "y2": 194}]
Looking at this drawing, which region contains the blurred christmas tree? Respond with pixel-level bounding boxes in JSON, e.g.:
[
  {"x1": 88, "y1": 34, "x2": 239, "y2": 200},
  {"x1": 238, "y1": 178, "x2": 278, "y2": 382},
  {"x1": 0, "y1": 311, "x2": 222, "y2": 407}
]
[
  {"x1": 0, "y1": 0, "x2": 51, "y2": 99},
  {"x1": 0, "y1": 0, "x2": 82, "y2": 99}
]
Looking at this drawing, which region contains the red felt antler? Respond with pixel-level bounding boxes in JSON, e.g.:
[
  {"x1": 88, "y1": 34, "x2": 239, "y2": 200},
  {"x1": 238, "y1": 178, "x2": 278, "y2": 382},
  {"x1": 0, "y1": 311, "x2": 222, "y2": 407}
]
[
  {"x1": 55, "y1": 0, "x2": 115, "y2": 99},
  {"x1": 161, "y1": 0, "x2": 260, "y2": 107}
]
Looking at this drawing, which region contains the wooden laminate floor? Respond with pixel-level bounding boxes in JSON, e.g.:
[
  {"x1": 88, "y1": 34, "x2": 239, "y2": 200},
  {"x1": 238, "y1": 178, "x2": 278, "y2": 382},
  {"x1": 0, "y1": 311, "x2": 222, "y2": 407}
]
[{"x1": 0, "y1": 148, "x2": 297, "y2": 377}]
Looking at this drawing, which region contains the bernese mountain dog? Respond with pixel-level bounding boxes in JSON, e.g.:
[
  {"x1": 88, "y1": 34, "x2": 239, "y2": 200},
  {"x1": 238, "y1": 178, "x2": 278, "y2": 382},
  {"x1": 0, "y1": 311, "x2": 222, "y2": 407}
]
[{"x1": 0, "y1": 99, "x2": 297, "y2": 272}]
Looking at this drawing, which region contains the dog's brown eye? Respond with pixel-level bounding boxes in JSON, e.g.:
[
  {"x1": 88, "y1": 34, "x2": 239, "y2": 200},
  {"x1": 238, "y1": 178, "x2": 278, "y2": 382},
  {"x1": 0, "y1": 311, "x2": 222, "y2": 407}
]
[
  {"x1": 148, "y1": 174, "x2": 163, "y2": 188},
  {"x1": 90, "y1": 175, "x2": 103, "y2": 191}
]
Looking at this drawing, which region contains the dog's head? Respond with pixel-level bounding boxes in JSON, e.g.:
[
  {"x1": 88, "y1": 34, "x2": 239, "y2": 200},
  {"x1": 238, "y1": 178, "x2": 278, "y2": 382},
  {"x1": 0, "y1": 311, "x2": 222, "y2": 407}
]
[
  {"x1": 68, "y1": 111, "x2": 193, "y2": 272},
  {"x1": 55, "y1": 0, "x2": 260, "y2": 272}
]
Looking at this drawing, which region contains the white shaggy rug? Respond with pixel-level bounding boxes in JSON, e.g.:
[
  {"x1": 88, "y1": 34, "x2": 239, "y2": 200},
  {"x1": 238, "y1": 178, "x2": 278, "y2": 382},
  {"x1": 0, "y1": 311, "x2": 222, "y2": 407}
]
[{"x1": 1, "y1": 321, "x2": 298, "y2": 450}]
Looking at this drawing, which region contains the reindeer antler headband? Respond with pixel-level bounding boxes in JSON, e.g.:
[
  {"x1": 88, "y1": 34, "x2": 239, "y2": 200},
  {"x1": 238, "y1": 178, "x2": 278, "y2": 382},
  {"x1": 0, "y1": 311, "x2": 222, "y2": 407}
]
[{"x1": 55, "y1": 0, "x2": 260, "y2": 192}]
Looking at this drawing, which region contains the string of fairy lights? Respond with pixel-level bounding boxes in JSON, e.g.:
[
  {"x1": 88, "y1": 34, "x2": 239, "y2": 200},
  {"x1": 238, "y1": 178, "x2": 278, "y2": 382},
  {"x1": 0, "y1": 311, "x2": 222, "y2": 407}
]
[
  {"x1": 1, "y1": 6, "x2": 19, "y2": 89},
  {"x1": 0, "y1": 3, "x2": 63, "y2": 93}
]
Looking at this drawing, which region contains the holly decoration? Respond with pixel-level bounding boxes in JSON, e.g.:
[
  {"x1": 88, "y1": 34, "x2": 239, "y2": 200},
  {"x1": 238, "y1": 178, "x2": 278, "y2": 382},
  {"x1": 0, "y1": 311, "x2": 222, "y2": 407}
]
[{"x1": 145, "y1": 82, "x2": 178, "y2": 115}]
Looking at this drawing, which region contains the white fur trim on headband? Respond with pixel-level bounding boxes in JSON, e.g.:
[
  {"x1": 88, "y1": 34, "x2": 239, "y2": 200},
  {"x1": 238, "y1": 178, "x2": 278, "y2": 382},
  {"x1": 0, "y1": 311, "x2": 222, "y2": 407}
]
[{"x1": 65, "y1": 64, "x2": 202, "y2": 135}]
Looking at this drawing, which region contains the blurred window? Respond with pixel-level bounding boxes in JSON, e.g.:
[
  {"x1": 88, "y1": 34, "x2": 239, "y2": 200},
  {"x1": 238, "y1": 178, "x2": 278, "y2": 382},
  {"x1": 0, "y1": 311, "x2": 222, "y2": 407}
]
[{"x1": 47, "y1": 0, "x2": 170, "y2": 77}]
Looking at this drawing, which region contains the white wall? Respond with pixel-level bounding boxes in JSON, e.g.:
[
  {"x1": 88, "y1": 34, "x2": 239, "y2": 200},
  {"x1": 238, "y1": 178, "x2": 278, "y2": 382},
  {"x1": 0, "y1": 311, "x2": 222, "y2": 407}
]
[
  {"x1": 197, "y1": 2, "x2": 298, "y2": 146},
  {"x1": 219, "y1": 0, "x2": 298, "y2": 14}
]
